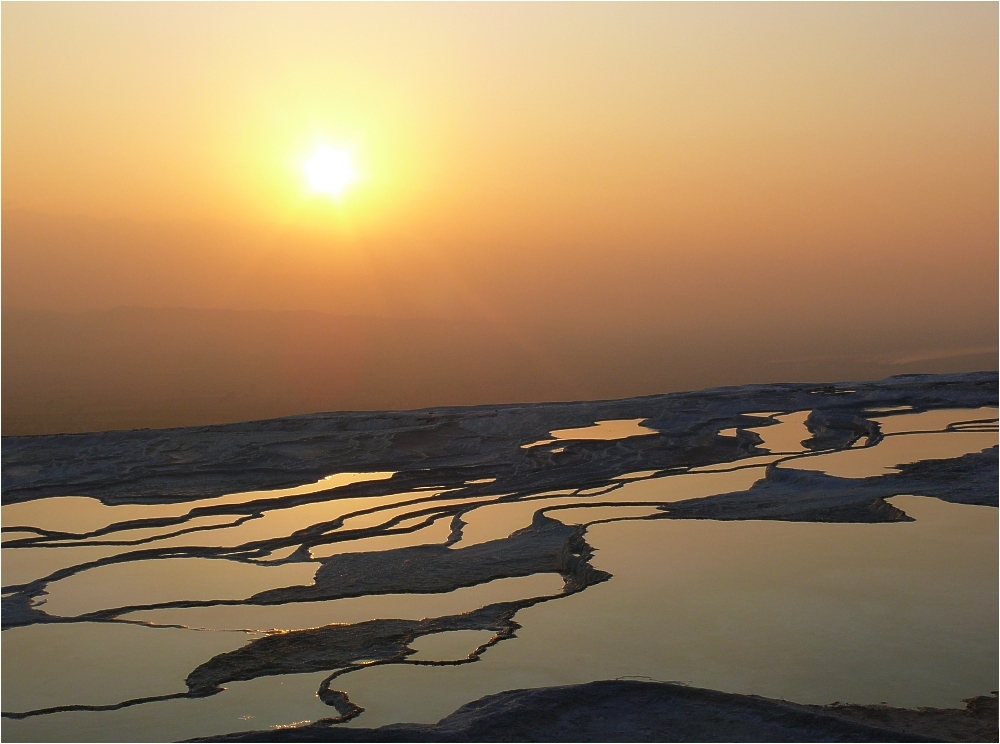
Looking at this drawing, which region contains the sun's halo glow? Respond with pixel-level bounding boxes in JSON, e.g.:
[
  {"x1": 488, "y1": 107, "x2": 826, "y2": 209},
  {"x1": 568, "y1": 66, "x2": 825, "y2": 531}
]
[{"x1": 304, "y1": 145, "x2": 355, "y2": 197}]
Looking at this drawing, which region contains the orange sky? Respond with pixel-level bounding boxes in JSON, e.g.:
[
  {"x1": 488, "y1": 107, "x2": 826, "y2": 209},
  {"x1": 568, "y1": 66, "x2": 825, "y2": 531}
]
[{"x1": 3, "y1": 2, "x2": 997, "y2": 342}]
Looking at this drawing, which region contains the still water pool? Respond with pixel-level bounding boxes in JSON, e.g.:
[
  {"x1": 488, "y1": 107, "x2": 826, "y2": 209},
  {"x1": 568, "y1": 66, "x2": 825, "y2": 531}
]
[{"x1": 2, "y1": 408, "x2": 996, "y2": 741}]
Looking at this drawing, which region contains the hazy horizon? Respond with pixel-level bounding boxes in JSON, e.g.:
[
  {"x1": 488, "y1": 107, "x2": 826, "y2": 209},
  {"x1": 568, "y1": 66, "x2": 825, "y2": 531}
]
[
  {"x1": 2, "y1": 304, "x2": 994, "y2": 435},
  {"x1": 3, "y1": 3, "x2": 997, "y2": 434}
]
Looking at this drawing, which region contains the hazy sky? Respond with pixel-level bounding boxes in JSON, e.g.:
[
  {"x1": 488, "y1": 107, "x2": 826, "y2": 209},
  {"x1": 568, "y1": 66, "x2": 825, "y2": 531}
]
[{"x1": 2, "y1": 3, "x2": 997, "y2": 433}]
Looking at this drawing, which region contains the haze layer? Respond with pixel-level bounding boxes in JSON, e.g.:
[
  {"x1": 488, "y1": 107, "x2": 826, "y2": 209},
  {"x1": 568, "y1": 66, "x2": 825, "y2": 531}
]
[{"x1": 2, "y1": 3, "x2": 997, "y2": 433}]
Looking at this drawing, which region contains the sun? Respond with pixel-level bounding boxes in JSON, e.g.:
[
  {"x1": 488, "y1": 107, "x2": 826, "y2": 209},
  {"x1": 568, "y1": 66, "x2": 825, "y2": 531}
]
[{"x1": 303, "y1": 145, "x2": 355, "y2": 197}]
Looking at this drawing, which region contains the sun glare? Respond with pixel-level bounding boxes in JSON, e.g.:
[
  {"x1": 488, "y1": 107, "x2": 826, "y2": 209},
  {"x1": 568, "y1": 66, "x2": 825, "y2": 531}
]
[{"x1": 304, "y1": 145, "x2": 356, "y2": 197}]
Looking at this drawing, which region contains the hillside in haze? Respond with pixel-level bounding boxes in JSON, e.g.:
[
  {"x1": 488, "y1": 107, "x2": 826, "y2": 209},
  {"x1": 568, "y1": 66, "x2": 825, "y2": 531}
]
[{"x1": 3, "y1": 306, "x2": 995, "y2": 435}]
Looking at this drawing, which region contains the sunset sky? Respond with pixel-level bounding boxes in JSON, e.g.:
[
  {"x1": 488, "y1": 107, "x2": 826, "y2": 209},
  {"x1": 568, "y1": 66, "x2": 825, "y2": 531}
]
[{"x1": 2, "y1": 3, "x2": 997, "y2": 432}]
